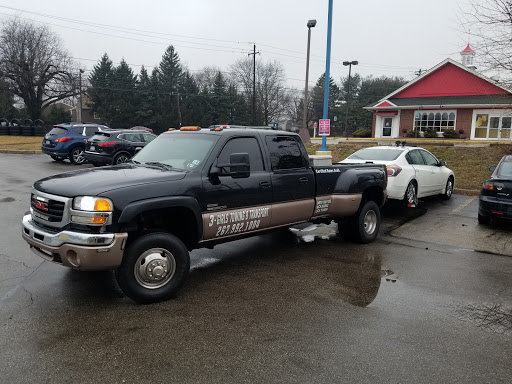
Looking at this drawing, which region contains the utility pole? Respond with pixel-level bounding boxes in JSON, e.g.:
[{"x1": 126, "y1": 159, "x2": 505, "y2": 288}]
[
  {"x1": 248, "y1": 44, "x2": 259, "y2": 126},
  {"x1": 78, "y1": 69, "x2": 84, "y2": 123},
  {"x1": 176, "y1": 86, "x2": 182, "y2": 127},
  {"x1": 301, "y1": 19, "x2": 316, "y2": 144}
]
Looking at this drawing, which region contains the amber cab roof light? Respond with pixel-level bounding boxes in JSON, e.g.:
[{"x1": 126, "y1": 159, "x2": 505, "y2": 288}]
[{"x1": 179, "y1": 126, "x2": 201, "y2": 131}]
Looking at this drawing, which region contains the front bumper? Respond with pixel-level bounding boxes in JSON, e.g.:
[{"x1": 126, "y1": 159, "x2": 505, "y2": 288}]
[{"x1": 22, "y1": 214, "x2": 127, "y2": 270}]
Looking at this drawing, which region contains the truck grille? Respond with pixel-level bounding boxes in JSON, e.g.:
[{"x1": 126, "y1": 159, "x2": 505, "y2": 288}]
[{"x1": 31, "y1": 194, "x2": 65, "y2": 222}]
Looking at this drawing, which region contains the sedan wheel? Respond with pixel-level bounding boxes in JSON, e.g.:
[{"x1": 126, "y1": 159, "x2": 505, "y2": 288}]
[
  {"x1": 404, "y1": 181, "x2": 418, "y2": 206},
  {"x1": 441, "y1": 177, "x2": 454, "y2": 200}
]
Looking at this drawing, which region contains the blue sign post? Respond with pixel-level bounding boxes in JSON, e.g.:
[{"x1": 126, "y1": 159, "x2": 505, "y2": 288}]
[{"x1": 319, "y1": 0, "x2": 333, "y2": 153}]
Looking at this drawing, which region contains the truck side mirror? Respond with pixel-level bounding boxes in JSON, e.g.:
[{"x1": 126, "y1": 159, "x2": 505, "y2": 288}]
[
  {"x1": 229, "y1": 153, "x2": 250, "y2": 178},
  {"x1": 211, "y1": 153, "x2": 250, "y2": 179}
]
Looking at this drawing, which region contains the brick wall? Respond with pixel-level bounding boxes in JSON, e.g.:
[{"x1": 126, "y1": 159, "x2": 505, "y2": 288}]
[
  {"x1": 456, "y1": 109, "x2": 473, "y2": 138},
  {"x1": 400, "y1": 110, "x2": 414, "y2": 136}
]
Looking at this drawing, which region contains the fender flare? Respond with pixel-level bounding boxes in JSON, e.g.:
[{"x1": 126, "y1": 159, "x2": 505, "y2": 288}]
[{"x1": 118, "y1": 196, "x2": 203, "y2": 241}]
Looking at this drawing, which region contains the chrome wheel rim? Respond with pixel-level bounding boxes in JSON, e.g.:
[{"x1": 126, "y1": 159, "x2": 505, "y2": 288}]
[
  {"x1": 406, "y1": 184, "x2": 416, "y2": 204},
  {"x1": 116, "y1": 155, "x2": 129, "y2": 164},
  {"x1": 134, "y1": 248, "x2": 176, "y2": 289},
  {"x1": 73, "y1": 148, "x2": 85, "y2": 164},
  {"x1": 363, "y1": 210, "x2": 378, "y2": 235},
  {"x1": 446, "y1": 179, "x2": 453, "y2": 197}
]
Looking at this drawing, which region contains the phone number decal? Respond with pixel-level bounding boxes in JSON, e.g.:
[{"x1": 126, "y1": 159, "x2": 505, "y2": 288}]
[{"x1": 205, "y1": 206, "x2": 270, "y2": 238}]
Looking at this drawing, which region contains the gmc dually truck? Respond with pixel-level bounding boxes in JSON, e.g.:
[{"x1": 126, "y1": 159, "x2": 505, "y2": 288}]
[{"x1": 22, "y1": 127, "x2": 387, "y2": 303}]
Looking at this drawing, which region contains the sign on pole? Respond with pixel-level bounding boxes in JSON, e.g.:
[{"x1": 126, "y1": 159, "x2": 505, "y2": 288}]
[{"x1": 319, "y1": 119, "x2": 330, "y2": 136}]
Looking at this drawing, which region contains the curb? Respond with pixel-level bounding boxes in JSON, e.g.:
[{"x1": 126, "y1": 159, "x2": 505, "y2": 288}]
[{"x1": 0, "y1": 149, "x2": 41, "y2": 154}]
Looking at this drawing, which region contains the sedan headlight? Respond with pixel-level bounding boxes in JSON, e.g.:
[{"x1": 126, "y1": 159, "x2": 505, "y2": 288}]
[
  {"x1": 71, "y1": 196, "x2": 113, "y2": 226},
  {"x1": 73, "y1": 196, "x2": 113, "y2": 212}
]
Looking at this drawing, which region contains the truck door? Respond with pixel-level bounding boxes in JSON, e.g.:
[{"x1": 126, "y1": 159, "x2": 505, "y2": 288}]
[
  {"x1": 201, "y1": 136, "x2": 273, "y2": 240},
  {"x1": 264, "y1": 135, "x2": 315, "y2": 226}
]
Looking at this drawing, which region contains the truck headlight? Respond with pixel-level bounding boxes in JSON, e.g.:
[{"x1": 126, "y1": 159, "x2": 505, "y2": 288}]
[{"x1": 73, "y1": 196, "x2": 113, "y2": 212}]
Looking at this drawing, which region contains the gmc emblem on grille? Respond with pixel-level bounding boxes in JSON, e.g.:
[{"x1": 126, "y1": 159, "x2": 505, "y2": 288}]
[{"x1": 35, "y1": 200, "x2": 49, "y2": 211}]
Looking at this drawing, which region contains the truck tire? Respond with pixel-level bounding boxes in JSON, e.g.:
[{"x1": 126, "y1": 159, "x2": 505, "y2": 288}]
[
  {"x1": 115, "y1": 232, "x2": 190, "y2": 303},
  {"x1": 339, "y1": 200, "x2": 380, "y2": 244}
]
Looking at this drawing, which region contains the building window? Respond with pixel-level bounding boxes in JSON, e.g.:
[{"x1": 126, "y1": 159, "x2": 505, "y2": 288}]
[
  {"x1": 414, "y1": 110, "x2": 456, "y2": 132},
  {"x1": 474, "y1": 112, "x2": 512, "y2": 139},
  {"x1": 93, "y1": 112, "x2": 100, "y2": 120}
]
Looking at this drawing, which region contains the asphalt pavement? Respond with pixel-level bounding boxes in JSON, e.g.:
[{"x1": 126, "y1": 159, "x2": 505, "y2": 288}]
[{"x1": 0, "y1": 153, "x2": 511, "y2": 384}]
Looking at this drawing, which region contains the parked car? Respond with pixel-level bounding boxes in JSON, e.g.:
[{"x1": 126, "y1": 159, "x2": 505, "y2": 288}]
[
  {"x1": 130, "y1": 126, "x2": 153, "y2": 133},
  {"x1": 339, "y1": 142, "x2": 454, "y2": 206},
  {"x1": 41, "y1": 123, "x2": 110, "y2": 164},
  {"x1": 478, "y1": 155, "x2": 512, "y2": 224},
  {"x1": 84, "y1": 129, "x2": 157, "y2": 166}
]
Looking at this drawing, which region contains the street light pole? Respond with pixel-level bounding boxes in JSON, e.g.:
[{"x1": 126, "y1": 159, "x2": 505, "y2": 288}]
[
  {"x1": 78, "y1": 69, "x2": 84, "y2": 123},
  {"x1": 343, "y1": 60, "x2": 358, "y2": 139},
  {"x1": 319, "y1": 0, "x2": 333, "y2": 153},
  {"x1": 300, "y1": 19, "x2": 316, "y2": 144}
]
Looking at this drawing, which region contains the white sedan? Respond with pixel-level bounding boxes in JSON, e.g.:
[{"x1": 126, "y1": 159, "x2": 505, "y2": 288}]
[{"x1": 339, "y1": 144, "x2": 455, "y2": 206}]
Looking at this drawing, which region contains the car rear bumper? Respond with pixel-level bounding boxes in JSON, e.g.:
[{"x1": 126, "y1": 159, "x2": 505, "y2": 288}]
[
  {"x1": 41, "y1": 147, "x2": 68, "y2": 157},
  {"x1": 479, "y1": 196, "x2": 512, "y2": 219},
  {"x1": 21, "y1": 213, "x2": 127, "y2": 270},
  {"x1": 84, "y1": 151, "x2": 112, "y2": 164}
]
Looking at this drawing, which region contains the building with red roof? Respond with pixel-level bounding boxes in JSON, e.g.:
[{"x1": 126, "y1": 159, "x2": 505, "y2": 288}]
[{"x1": 366, "y1": 45, "x2": 512, "y2": 140}]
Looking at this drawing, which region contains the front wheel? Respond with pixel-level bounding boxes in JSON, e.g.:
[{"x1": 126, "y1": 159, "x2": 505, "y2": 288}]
[
  {"x1": 115, "y1": 232, "x2": 190, "y2": 303},
  {"x1": 69, "y1": 146, "x2": 86, "y2": 165},
  {"x1": 441, "y1": 177, "x2": 454, "y2": 200},
  {"x1": 339, "y1": 200, "x2": 381, "y2": 244}
]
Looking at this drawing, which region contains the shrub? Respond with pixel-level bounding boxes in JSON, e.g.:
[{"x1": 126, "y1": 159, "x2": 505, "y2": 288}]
[
  {"x1": 406, "y1": 129, "x2": 419, "y2": 138},
  {"x1": 442, "y1": 128, "x2": 458, "y2": 138},
  {"x1": 352, "y1": 128, "x2": 372, "y2": 138},
  {"x1": 423, "y1": 128, "x2": 438, "y2": 138}
]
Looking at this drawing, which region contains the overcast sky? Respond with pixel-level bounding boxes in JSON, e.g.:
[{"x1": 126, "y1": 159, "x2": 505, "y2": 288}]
[{"x1": 4, "y1": 0, "x2": 471, "y2": 88}]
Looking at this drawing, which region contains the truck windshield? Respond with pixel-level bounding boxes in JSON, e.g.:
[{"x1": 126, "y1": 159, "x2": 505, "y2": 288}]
[
  {"x1": 132, "y1": 132, "x2": 218, "y2": 170},
  {"x1": 348, "y1": 148, "x2": 404, "y2": 161}
]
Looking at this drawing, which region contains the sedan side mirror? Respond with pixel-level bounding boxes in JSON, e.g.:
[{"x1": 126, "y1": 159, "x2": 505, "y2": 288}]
[
  {"x1": 438, "y1": 161, "x2": 446, "y2": 167},
  {"x1": 490, "y1": 165, "x2": 496, "y2": 172}
]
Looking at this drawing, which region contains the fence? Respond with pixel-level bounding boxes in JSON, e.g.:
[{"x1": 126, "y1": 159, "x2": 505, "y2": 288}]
[{"x1": 0, "y1": 118, "x2": 48, "y2": 136}]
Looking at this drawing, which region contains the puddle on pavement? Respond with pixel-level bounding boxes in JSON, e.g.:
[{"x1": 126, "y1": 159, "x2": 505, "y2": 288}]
[
  {"x1": 0, "y1": 197, "x2": 15, "y2": 203},
  {"x1": 456, "y1": 303, "x2": 512, "y2": 335}
]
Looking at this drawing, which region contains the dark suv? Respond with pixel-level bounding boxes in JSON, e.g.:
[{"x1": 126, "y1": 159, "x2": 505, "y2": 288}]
[
  {"x1": 42, "y1": 123, "x2": 110, "y2": 164},
  {"x1": 84, "y1": 129, "x2": 156, "y2": 166}
]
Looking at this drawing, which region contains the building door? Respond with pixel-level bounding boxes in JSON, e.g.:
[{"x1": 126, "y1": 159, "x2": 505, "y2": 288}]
[
  {"x1": 382, "y1": 117, "x2": 393, "y2": 137},
  {"x1": 475, "y1": 113, "x2": 512, "y2": 139}
]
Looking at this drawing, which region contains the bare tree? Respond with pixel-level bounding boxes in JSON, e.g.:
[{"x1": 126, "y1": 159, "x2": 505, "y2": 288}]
[
  {"x1": 230, "y1": 57, "x2": 291, "y2": 125},
  {"x1": 461, "y1": 1, "x2": 512, "y2": 83},
  {"x1": 0, "y1": 18, "x2": 77, "y2": 120}
]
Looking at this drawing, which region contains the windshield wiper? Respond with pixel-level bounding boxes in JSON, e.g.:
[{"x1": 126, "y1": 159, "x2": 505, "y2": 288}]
[{"x1": 144, "y1": 161, "x2": 173, "y2": 170}]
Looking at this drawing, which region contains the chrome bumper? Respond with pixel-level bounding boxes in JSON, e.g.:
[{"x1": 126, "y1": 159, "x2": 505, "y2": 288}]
[
  {"x1": 22, "y1": 213, "x2": 114, "y2": 247},
  {"x1": 22, "y1": 214, "x2": 128, "y2": 271}
]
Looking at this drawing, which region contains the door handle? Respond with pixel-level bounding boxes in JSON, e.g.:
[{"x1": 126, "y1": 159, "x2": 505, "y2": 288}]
[
  {"x1": 260, "y1": 181, "x2": 271, "y2": 188},
  {"x1": 299, "y1": 177, "x2": 309, "y2": 184}
]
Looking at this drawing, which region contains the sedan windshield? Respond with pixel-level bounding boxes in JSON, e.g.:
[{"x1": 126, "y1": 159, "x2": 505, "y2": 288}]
[
  {"x1": 497, "y1": 161, "x2": 512, "y2": 178},
  {"x1": 132, "y1": 132, "x2": 218, "y2": 170},
  {"x1": 348, "y1": 148, "x2": 404, "y2": 161}
]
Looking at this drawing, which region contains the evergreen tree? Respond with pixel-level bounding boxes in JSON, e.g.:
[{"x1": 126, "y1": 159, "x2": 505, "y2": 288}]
[
  {"x1": 210, "y1": 72, "x2": 229, "y2": 125},
  {"x1": 88, "y1": 53, "x2": 115, "y2": 124},
  {"x1": 134, "y1": 66, "x2": 156, "y2": 128},
  {"x1": 109, "y1": 59, "x2": 138, "y2": 128},
  {"x1": 310, "y1": 74, "x2": 340, "y2": 124},
  {"x1": 157, "y1": 45, "x2": 183, "y2": 128},
  {"x1": 180, "y1": 71, "x2": 202, "y2": 126}
]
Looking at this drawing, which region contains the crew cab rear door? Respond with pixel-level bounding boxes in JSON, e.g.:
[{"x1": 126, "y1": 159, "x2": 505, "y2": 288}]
[
  {"x1": 264, "y1": 135, "x2": 315, "y2": 226},
  {"x1": 201, "y1": 136, "x2": 273, "y2": 240}
]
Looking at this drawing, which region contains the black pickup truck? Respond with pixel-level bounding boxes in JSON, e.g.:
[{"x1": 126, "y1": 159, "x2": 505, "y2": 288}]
[{"x1": 22, "y1": 128, "x2": 387, "y2": 303}]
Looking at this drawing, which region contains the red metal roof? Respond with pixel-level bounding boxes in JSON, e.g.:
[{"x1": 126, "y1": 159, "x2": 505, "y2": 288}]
[
  {"x1": 461, "y1": 44, "x2": 473, "y2": 53},
  {"x1": 376, "y1": 101, "x2": 394, "y2": 107},
  {"x1": 393, "y1": 62, "x2": 508, "y2": 99}
]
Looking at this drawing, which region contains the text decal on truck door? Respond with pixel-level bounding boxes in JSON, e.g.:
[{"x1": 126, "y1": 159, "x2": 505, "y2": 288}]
[{"x1": 202, "y1": 206, "x2": 271, "y2": 240}]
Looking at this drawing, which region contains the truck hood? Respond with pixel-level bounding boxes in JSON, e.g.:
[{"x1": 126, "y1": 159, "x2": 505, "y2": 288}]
[{"x1": 34, "y1": 164, "x2": 187, "y2": 197}]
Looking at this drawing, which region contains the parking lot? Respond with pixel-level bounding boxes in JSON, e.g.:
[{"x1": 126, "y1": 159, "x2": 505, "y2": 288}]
[{"x1": 1, "y1": 153, "x2": 512, "y2": 383}]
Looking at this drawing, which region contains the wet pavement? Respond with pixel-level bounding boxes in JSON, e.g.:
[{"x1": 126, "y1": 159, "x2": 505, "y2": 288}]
[{"x1": 1, "y1": 154, "x2": 511, "y2": 383}]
